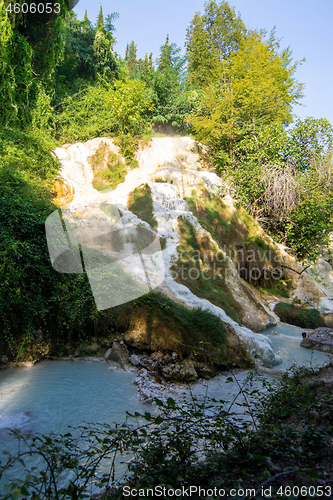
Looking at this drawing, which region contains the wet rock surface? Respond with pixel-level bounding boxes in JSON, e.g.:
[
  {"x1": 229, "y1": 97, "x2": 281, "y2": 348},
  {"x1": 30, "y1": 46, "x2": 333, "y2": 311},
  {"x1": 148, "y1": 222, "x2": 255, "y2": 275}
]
[
  {"x1": 106, "y1": 346, "x2": 219, "y2": 402},
  {"x1": 300, "y1": 327, "x2": 333, "y2": 353},
  {"x1": 105, "y1": 341, "x2": 132, "y2": 370}
]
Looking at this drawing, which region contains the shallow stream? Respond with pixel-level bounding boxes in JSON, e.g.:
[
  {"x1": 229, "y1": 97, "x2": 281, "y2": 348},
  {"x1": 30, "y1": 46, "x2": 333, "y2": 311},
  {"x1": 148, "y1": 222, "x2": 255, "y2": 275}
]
[
  {"x1": 0, "y1": 323, "x2": 331, "y2": 493},
  {"x1": 0, "y1": 323, "x2": 331, "y2": 435}
]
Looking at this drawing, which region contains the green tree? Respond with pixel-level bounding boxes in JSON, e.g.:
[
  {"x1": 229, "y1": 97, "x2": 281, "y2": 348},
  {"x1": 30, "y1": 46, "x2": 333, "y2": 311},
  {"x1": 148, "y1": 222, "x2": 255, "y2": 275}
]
[
  {"x1": 82, "y1": 9, "x2": 89, "y2": 33},
  {"x1": 105, "y1": 12, "x2": 119, "y2": 34},
  {"x1": 93, "y1": 7, "x2": 118, "y2": 79},
  {"x1": 104, "y1": 79, "x2": 154, "y2": 134},
  {"x1": 150, "y1": 35, "x2": 186, "y2": 129},
  {"x1": 125, "y1": 40, "x2": 138, "y2": 77},
  {"x1": 186, "y1": 12, "x2": 216, "y2": 87},
  {"x1": 189, "y1": 32, "x2": 303, "y2": 160},
  {"x1": 138, "y1": 52, "x2": 155, "y2": 86},
  {"x1": 285, "y1": 117, "x2": 333, "y2": 172},
  {"x1": 205, "y1": 0, "x2": 246, "y2": 58},
  {"x1": 96, "y1": 4, "x2": 104, "y2": 29},
  {"x1": 186, "y1": 0, "x2": 247, "y2": 88},
  {"x1": 55, "y1": 12, "x2": 96, "y2": 87},
  {"x1": 0, "y1": 0, "x2": 72, "y2": 126}
]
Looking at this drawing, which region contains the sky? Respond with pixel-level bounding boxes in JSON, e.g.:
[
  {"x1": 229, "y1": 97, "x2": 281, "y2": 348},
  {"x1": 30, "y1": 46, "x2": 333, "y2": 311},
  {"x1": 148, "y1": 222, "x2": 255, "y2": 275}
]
[{"x1": 73, "y1": 0, "x2": 333, "y2": 125}]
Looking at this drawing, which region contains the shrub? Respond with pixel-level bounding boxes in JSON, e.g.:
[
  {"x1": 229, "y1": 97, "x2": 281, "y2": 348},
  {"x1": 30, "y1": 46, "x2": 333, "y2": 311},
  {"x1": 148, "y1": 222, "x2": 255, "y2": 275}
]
[{"x1": 274, "y1": 302, "x2": 325, "y2": 328}]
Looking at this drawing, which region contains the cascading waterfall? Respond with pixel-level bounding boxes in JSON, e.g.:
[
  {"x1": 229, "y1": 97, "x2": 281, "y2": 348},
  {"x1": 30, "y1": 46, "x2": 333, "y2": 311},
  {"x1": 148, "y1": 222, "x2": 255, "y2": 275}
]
[{"x1": 53, "y1": 136, "x2": 282, "y2": 368}]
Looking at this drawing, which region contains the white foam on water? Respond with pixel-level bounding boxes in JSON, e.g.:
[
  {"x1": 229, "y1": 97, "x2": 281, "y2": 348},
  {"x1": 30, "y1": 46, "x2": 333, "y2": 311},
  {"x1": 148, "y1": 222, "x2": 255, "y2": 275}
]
[{"x1": 0, "y1": 412, "x2": 29, "y2": 430}]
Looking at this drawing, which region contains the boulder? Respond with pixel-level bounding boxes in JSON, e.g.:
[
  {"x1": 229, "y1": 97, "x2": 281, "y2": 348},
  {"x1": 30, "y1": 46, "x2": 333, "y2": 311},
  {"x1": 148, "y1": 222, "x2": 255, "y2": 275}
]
[
  {"x1": 129, "y1": 354, "x2": 141, "y2": 366},
  {"x1": 300, "y1": 327, "x2": 333, "y2": 354},
  {"x1": 162, "y1": 360, "x2": 198, "y2": 382},
  {"x1": 194, "y1": 362, "x2": 216, "y2": 379},
  {"x1": 105, "y1": 341, "x2": 130, "y2": 369}
]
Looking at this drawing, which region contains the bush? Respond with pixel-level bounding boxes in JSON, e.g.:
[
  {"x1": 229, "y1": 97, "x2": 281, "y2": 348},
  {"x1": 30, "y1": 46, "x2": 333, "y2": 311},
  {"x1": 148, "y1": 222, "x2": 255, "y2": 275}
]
[
  {"x1": 56, "y1": 79, "x2": 153, "y2": 143},
  {"x1": 274, "y1": 302, "x2": 325, "y2": 328},
  {"x1": 1, "y1": 365, "x2": 332, "y2": 498},
  {"x1": 0, "y1": 127, "x2": 100, "y2": 360}
]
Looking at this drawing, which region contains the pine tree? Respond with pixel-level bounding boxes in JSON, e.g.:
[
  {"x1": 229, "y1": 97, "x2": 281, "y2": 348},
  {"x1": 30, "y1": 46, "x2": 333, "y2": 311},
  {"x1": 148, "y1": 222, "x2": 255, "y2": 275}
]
[
  {"x1": 82, "y1": 10, "x2": 89, "y2": 34},
  {"x1": 158, "y1": 35, "x2": 172, "y2": 73},
  {"x1": 139, "y1": 52, "x2": 155, "y2": 85},
  {"x1": 93, "y1": 5, "x2": 118, "y2": 79},
  {"x1": 205, "y1": 0, "x2": 246, "y2": 59},
  {"x1": 96, "y1": 5, "x2": 104, "y2": 30},
  {"x1": 185, "y1": 13, "x2": 216, "y2": 87},
  {"x1": 148, "y1": 53, "x2": 153, "y2": 70},
  {"x1": 125, "y1": 41, "x2": 138, "y2": 77}
]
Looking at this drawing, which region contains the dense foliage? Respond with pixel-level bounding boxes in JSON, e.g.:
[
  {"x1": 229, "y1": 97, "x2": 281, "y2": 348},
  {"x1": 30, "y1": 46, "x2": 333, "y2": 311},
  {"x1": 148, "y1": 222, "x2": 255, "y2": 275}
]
[
  {"x1": 0, "y1": 1, "x2": 332, "y2": 496},
  {"x1": 0, "y1": 0, "x2": 332, "y2": 356}
]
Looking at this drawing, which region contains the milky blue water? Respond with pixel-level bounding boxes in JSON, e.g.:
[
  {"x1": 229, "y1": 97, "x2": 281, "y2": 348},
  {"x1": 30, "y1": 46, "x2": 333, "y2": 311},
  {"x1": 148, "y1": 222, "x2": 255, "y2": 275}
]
[
  {"x1": 0, "y1": 360, "x2": 146, "y2": 434},
  {"x1": 0, "y1": 324, "x2": 331, "y2": 494},
  {"x1": 0, "y1": 360, "x2": 147, "y2": 494},
  {"x1": 261, "y1": 322, "x2": 332, "y2": 371}
]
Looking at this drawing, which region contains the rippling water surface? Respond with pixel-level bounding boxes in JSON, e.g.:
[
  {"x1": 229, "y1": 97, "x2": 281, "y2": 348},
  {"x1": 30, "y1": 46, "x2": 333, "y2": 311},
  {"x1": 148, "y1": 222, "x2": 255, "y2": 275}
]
[
  {"x1": 0, "y1": 359, "x2": 148, "y2": 493},
  {"x1": 261, "y1": 323, "x2": 332, "y2": 371},
  {"x1": 0, "y1": 360, "x2": 145, "y2": 434},
  {"x1": 0, "y1": 326, "x2": 331, "y2": 494}
]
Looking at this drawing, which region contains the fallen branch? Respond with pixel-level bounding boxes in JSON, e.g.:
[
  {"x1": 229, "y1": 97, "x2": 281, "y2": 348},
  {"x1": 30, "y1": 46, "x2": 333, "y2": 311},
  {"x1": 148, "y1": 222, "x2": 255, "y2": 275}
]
[{"x1": 280, "y1": 264, "x2": 310, "y2": 275}]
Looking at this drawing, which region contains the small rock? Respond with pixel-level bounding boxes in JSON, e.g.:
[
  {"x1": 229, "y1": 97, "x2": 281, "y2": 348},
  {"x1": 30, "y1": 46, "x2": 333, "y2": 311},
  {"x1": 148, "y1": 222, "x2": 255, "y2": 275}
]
[
  {"x1": 108, "y1": 364, "x2": 118, "y2": 372},
  {"x1": 104, "y1": 348, "x2": 112, "y2": 360},
  {"x1": 129, "y1": 354, "x2": 141, "y2": 366},
  {"x1": 194, "y1": 362, "x2": 215, "y2": 379},
  {"x1": 162, "y1": 361, "x2": 198, "y2": 382}
]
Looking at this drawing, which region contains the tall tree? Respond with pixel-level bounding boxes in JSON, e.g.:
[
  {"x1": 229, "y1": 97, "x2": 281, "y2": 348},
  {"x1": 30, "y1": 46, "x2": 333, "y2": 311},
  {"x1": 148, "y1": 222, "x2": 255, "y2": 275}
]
[
  {"x1": 189, "y1": 32, "x2": 303, "y2": 156},
  {"x1": 186, "y1": 0, "x2": 247, "y2": 88},
  {"x1": 93, "y1": 8, "x2": 118, "y2": 79},
  {"x1": 96, "y1": 5, "x2": 104, "y2": 30},
  {"x1": 145, "y1": 35, "x2": 187, "y2": 129},
  {"x1": 125, "y1": 40, "x2": 138, "y2": 77},
  {"x1": 0, "y1": 0, "x2": 72, "y2": 125},
  {"x1": 186, "y1": 13, "x2": 216, "y2": 87},
  {"x1": 82, "y1": 10, "x2": 89, "y2": 33},
  {"x1": 204, "y1": 0, "x2": 246, "y2": 59}
]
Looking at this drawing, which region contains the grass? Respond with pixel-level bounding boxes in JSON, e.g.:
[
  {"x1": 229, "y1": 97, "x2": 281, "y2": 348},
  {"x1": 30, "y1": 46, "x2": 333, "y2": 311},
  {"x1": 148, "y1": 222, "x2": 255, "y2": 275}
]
[
  {"x1": 259, "y1": 280, "x2": 291, "y2": 298},
  {"x1": 123, "y1": 291, "x2": 251, "y2": 366},
  {"x1": 128, "y1": 183, "x2": 158, "y2": 231},
  {"x1": 186, "y1": 188, "x2": 270, "y2": 255},
  {"x1": 171, "y1": 216, "x2": 242, "y2": 324},
  {"x1": 274, "y1": 302, "x2": 325, "y2": 328},
  {"x1": 114, "y1": 134, "x2": 139, "y2": 168},
  {"x1": 88, "y1": 141, "x2": 127, "y2": 191}
]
